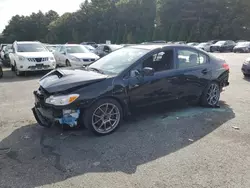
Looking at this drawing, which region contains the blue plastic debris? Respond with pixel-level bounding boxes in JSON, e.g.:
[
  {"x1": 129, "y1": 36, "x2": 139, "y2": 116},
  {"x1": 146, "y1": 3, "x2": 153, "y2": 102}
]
[{"x1": 57, "y1": 109, "x2": 80, "y2": 127}]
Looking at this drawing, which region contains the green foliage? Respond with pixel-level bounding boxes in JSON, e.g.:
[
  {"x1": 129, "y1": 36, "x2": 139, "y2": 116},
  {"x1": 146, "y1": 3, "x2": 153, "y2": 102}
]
[{"x1": 2, "y1": 0, "x2": 250, "y2": 44}]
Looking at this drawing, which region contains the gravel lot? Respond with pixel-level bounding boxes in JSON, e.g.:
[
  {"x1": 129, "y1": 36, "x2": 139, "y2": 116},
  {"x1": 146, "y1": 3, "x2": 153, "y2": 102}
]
[{"x1": 0, "y1": 53, "x2": 250, "y2": 188}]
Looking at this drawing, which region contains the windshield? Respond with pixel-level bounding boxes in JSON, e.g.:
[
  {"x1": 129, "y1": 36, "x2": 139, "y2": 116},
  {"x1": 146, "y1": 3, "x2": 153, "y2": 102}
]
[
  {"x1": 89, "y1": 47, "x2": 149, "y2": 75},
  {"x1": 46, "y1": 46, "x2": 57, "y2": 51},
  {"x1": 237, "y1": 42, "x2": 250, "y2": 47},
  {"x1": 17, "y1": 43, "x2": 48, "y2": 52},
  {"x1": 66, "y1": 46, "x2": 89, "y2": 53},
  {"x1": 215, "y1": 41, "x2": 226, "y2": 45},
  {"x1": 84, "y1": 45, "x2": 95, "y2": 51}
]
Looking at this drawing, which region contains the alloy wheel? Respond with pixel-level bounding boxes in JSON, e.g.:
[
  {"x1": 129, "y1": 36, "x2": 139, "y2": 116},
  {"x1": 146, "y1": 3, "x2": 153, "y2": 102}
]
[
  {"x1": 91, "y1": 103, "x2": 121, "y2": 134},
  {"x1": 206, "y1": 83, "x2": 220, "y2": 106}
]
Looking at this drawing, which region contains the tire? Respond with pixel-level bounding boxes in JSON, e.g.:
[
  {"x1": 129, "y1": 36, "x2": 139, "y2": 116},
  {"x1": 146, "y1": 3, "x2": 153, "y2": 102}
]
[
  {"x1": 11, "y1": 65, "x2": 15, "y2": 71},
  {"x1": 244, "y1": 73, "x2": 250, "y2": 77},
  {"x1": 82, "y1": 98, "x2": 123, "y2": 136},
  {"x1": 0, "y1": 66, "x2": 3, "y2": 78},
  {"x1": 200, "y1": 82, "x2": 220, "y2": 107},
  {"x1": 66, "y1": 60, "x2": 71, "y2": 67},
  {"x1": 15, "y1": 65, "x2": 23, "y2": 76}
]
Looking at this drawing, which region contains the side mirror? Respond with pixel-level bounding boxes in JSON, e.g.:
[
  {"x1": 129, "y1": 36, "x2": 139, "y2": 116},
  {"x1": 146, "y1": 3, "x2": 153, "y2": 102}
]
[{"x1": 142, "y1": 67, "x2": 155, "y2": 76}]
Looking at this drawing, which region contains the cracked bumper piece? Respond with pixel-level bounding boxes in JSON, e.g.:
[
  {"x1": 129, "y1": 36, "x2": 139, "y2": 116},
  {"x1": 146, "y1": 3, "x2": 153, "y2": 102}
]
[{"x1": 32, "y1": 107, "x2": 80, "y2": 128}]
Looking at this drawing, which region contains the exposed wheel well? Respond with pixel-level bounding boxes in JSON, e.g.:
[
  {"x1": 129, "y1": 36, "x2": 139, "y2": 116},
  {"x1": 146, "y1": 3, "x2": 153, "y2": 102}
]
[{"x1": 84, "y1": 96, "x2": 129, "y2": 117}]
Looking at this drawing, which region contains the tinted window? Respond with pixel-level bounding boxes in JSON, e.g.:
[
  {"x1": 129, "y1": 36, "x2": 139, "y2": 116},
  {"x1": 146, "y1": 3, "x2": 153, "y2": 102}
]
[
  {"x1": 142, "y1": 50, "x2": 174, "y2": 72},
  {"x1": 177, "y1": 49, "x2": 208, "y2": 68},
  {"x1": 89, "y1": 47, "x2": 149, "y2": 75},
  {"x1": 17, "y1": 43, "x2": 48, "y2": 52}
]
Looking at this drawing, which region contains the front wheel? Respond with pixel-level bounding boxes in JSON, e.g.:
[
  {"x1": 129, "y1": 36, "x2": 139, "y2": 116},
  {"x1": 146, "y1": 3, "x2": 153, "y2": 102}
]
[
  {"x1": 15, "y1": 65, "x2": 23, "y2": 76},
  {"x1": 83, "y1": 98, "x2": 123, "y2": 136},
  {"x1": 200, "y1": 82, "x2": 220, "y2": 107}
]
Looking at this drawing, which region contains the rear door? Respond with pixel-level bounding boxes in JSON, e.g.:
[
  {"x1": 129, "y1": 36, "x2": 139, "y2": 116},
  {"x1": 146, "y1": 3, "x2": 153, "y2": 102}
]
[{"x1": 174, "y1": 47, "x2": 212, "y2": 100}]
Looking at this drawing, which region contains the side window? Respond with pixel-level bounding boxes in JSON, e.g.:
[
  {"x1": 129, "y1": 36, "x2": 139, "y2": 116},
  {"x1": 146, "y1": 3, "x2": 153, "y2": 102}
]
[
  {"x1": 143, "y1": 49, "x2": 174, "y2": 72},
  {"x1": 103, "y1": 46, "x2": 110, "y2": 52},
  {"x1": 177, "y1": 49, "x2": 207, "y2": 68},
  {"x1": 59, "y1": 46, "x2": 65, "y2": 53},
  {"x1": 97, "y1": 46, "x2": 104, "y2": 51}
]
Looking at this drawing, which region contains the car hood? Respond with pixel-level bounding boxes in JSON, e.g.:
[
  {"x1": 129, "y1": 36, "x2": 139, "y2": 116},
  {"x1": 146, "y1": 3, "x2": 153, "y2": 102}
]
[
  {"x1": 39, "y1": 68, "x2": 108, "y2": 93},
  {"x1": 16, "y1": 52, "x2": 53, "y2": 58},
  {"x1": 69, "y1": 53, "x2": 99, "y2": 59}
]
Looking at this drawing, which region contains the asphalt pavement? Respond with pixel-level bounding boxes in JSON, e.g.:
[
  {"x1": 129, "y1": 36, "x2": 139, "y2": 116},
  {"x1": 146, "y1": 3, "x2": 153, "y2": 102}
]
[{"x1": 0, "y1": 53, "x2": 250, "y2": 188}]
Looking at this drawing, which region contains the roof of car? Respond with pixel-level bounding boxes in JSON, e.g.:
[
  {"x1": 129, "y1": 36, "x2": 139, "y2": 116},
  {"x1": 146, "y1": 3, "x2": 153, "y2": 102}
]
[
  {"x1": 64, "y1": 44, "x2": 82, "y2": 47},
  {"x1": 16, "y1": 41, "x2": 41, "y2": 44},
  {"x1": 127, "y1": 44, "x2": 194, "y2": 50}
]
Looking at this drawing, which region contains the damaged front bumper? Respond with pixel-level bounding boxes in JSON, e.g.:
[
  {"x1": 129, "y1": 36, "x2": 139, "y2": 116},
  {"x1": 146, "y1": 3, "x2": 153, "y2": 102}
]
[{"x1": 32, "y1": 106, "x2": 80, "y2": 128}]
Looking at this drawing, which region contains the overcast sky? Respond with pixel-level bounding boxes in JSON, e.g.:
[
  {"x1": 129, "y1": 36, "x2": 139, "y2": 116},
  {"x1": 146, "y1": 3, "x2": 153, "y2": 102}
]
[{"x1": 0, "y1": 0, "x2": 83, "y2": 32}]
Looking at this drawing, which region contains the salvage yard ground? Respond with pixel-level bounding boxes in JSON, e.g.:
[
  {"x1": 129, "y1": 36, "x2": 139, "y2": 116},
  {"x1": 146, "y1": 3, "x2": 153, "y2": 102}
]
[{"x1": 0, "y1": 53, "x2": 250, "y2": 188}]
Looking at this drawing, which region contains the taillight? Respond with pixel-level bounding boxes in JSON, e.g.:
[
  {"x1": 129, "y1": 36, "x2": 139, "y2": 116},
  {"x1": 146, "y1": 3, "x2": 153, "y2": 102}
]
[{"x1": 222, "y1": 63, "x2": 229, "y2": 70}]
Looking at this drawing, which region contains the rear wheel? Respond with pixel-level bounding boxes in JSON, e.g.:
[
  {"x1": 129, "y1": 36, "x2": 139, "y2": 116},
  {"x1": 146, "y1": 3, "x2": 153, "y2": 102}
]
[
  {"x1": 66, "y1": 60, "x2": 71, "y2": 67},
  {"x1": 201, "y1": 82, "x2": 220, "y2": 107},
  {"x1": 82, "y1": 98, "x2": 123, "y2": 136}
]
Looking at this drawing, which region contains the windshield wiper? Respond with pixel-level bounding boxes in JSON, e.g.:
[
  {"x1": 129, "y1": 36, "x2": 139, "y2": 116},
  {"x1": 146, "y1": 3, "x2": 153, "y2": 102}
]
[{"x1": 88, "y1": 67, "x2": 104, "y2": 74}]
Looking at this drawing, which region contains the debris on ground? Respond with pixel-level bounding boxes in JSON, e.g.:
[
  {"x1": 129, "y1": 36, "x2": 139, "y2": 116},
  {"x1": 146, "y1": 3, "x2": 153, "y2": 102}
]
[
  {"x1": 188, "y1": 139, "x2": 194, "y2": 142},
  {"x1": 232, "y1": 126, "x2": 240, "y2": 130}
]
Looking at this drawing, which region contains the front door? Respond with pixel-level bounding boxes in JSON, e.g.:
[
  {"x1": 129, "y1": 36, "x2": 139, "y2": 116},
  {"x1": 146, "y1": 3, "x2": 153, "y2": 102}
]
[{"x1": 127, "y1": 48, "x2": 179, "y2": 107}]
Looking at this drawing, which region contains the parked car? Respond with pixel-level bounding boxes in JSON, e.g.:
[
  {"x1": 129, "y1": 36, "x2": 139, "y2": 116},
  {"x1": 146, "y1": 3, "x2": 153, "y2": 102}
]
[
  {"x1": 82, "y1": 45, "x2": 95, "y2": 53},
  {"x1": 1, "y1": 44, "x2": 12, "y2": 66},
  {"x1": 9, "y1": 41, "x2": 56, "y2": 76},
  {"x1": 141, "y1": 41, "x2": 166, "y2": 44},
  {"x1": 94, "y1": 44, "x2": 123, "y2": 57},
  {"x1": 195, "y1": 42, "x2": 213, "y2": 52},
  {"x1": 187, "y1": 42, "x2": 199, "y2": 46},
  {"x1": 210, "y1": 40, "x2": 236, "y2": 52},
  {"x1": 80, "y1": 42, "x2": 98, "y2": 48},
  {"x1": 0, "y1": 44, "x2": 8, "y2": 60},
  {"x1": 32, "y1": 44, "x2": 230, "y2": 136},
  {"x1": 174, "y1": 41, "x2": 187, "y2": 44},
  {"x1": 241, "y1": 57, "x2": 250, "y2": 76},
  {"x1": 233, "y1": 42, "x2": 250, "y2": 53},
  {"x1": 53, "y1": 44, "x2": 100, "y2": 67},
  {"x1": 46, "y1": 44, "x2": 61, "y2": 52}
]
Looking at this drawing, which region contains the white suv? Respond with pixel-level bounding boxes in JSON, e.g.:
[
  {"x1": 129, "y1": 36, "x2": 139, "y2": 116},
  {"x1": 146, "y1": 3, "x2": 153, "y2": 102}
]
[{"x1": 9, "y1": 41, "x2": 56, "y2": 76}]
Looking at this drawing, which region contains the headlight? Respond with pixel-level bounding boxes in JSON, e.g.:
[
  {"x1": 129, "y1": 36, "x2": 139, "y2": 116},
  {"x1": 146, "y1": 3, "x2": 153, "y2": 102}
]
[
  {"x1": 70, "y1": 56, "x2": 80, "y2": 62},
  {"x1": 49, "y1": 57, "x2": 55, "y2": 61},
  {"x1": 18, "y1": 56, "x2": 25, "y2": 61},
  {"x1": 45, "y1": 94, "x2": 79, "y2": 106}
]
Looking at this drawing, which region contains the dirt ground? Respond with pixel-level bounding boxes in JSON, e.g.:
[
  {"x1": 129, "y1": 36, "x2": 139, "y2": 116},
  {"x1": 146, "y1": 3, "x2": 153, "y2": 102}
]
[{"x1": 0, "y1": 53, "x2": 250, "y2": 188}]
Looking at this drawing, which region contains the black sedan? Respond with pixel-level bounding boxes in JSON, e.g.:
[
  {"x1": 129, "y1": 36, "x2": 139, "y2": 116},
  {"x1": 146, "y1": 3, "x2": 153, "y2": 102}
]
[
  {"x1": 32, "y1": 45, "x2": 230, "y2": 136},
  {"x1": 210, "y1": 40, "x2": 236, "y2": 52}
]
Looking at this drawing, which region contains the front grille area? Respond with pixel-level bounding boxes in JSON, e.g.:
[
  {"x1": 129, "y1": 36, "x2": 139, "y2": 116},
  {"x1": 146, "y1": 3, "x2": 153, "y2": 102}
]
[
  {"x1": 28, "y1": 64, "x2": 50, "y2": 70},
  {"x1": 82, "y1": 58, "x2": 95, "y2": 62},
  {"x1": 28, "y1": 57, "x2": 49, "y2": 62}
]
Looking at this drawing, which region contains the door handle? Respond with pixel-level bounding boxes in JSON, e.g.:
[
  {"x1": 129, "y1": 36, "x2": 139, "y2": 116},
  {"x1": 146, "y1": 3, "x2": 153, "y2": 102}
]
[{"x1": 202, "y1": 69, "x2": 208, "y2": 74}]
